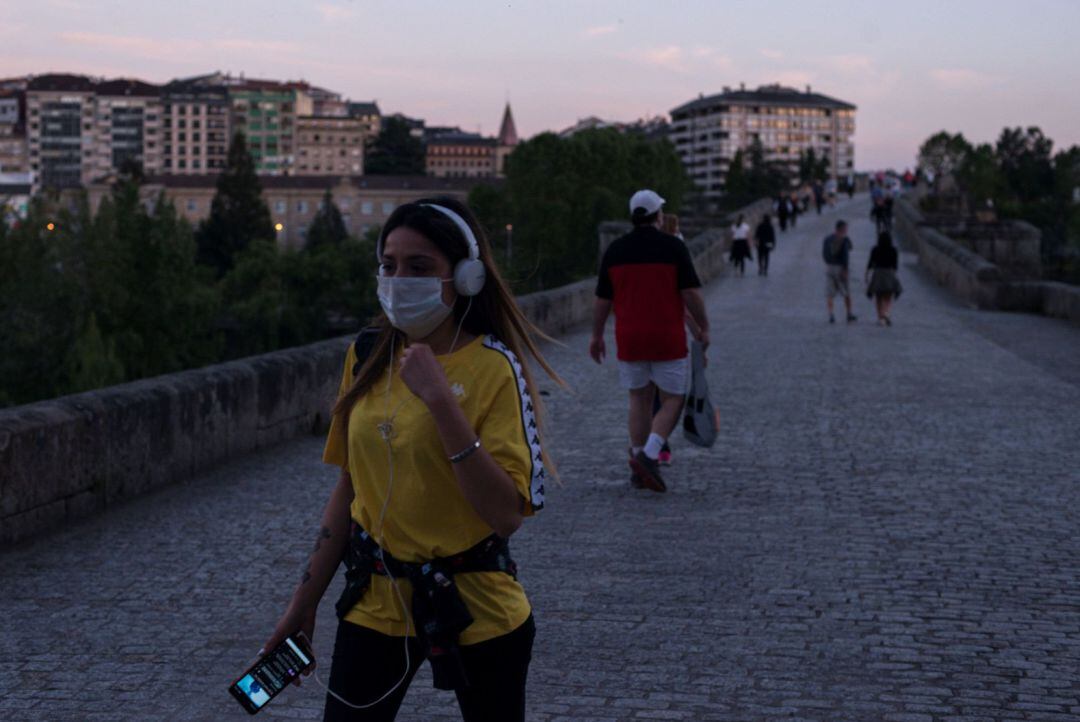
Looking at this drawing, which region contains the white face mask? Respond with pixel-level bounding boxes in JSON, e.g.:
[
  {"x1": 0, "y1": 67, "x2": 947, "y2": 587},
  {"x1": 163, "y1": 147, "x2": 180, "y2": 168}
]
[{"x1": 376, "y1": 275, "x2": 454, "y2": 339}]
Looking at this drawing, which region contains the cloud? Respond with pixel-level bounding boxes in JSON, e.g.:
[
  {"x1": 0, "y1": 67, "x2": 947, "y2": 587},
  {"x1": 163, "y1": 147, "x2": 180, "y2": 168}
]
[
  {"x1": 625, "y1": 45, "x2": 731, "y2": 74},
  {"x1": 760, "y1": 48, "x2": 785, "y2": 61},
  {"x1": 642, "y1": 45, "x2": 687, "y2": 72},
  {"x1": 317, "y1": 3, "x2": 355, "y2": 22},
  {"x1": 929, "y1": 68, "x2": 998, "y2": 89},
  {"x1": 584, "y1": 24, "x2": 617, "y2": 37},
  {"x1": 214, "y1": 38, "x2": 301, "y2": 54},
  {"x1": 57, "y1": 31, "x2": 202, "y2": 62},
  {"x1": 823, "y1": 54, "x2": 875, "y2": 74}
]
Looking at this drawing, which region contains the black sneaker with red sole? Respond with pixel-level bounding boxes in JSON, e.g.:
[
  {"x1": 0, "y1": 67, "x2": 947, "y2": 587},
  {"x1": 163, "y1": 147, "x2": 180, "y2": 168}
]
[{"x1": 629, "y1": 451, "x2": 667, "y2": 492}]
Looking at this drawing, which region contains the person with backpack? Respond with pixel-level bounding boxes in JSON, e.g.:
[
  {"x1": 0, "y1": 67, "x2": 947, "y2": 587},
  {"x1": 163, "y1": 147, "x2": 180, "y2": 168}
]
[
  {"x1": 823, "y1": 220, "x2": 857, "y2": 324},
  {"x1": 260, "y1": 197, "x2": 561, "y2": 721}
]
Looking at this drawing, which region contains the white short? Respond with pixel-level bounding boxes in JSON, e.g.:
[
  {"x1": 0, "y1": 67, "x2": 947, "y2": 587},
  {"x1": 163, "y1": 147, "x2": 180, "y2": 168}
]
[{"x1": 618, "y1": 358, "x2": 688, "y2": 395}]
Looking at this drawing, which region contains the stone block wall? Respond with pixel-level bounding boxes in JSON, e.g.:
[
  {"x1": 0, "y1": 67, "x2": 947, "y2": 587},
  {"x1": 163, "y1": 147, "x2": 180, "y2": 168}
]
[
  {"x1": 0, "y1": 339, "x2": 348, "y2": 546},
  {"x1": 895, "y1": 197, "x2": 1080, "y2": 323}
]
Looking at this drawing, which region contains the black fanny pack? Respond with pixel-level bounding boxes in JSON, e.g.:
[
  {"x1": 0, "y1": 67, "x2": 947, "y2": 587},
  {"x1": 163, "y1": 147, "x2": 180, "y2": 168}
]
[{"x1": 336, "y1": 522, "x2": 518, "y2": 690}]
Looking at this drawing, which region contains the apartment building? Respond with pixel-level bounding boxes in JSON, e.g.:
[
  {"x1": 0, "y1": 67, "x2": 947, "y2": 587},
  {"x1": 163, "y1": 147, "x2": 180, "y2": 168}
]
[
  {"x1": 0, "y1": 89, "x2": 28, "y2": 174},
  {"x1": 161, "y1": 75, "x2": 230, "y2": 175},
  {"x1": 294, "y1": 116, "x2": 365, "y2": 175},
  {"x1": 426, "y1": 103, "x2": 519, "y2": 179},
  {"x1": 25, "y1": 74, "x2": 97, "y2": 190},
  {"x1": 228, "y1": 78, "x2": 313, "y2": 175},
  {"x1": 88, "y1": 174, "x2": 478, "y2": 248},
  {"x1": 347, "y1": 102, "x2": 382, "y2": 138},
  {"x1": 669, "y1": 84, "x2": 856, "y2": 204},
  {"x1": 90, "y1": 79, "x2": 163, "y2": 180},
  {"x1": 426, "y1": 134, "x2": 497, "y2": 178}
]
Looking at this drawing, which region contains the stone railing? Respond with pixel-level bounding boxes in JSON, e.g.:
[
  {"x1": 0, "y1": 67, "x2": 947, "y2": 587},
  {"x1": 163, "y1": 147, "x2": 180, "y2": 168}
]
[
  {"x1": 894, "y1": 197, "x2": 1080, "y2": 322},
  {"x1": 0, "y1": 197, "x2": 772, "y2": 548}
]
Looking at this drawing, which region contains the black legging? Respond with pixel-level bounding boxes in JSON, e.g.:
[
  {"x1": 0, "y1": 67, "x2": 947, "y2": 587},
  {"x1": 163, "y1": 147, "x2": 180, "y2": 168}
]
[
  {"x1": 323, "y1": 615, "x2": 535, "y2": 722},
  {"x1": 758, "y1": 250, "x2": 770, "y2": 275}
]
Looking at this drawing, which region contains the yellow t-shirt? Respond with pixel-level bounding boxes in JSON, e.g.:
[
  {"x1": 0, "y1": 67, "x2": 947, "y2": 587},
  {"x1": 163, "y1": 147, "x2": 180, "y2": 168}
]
[{"x1": 323, "y1": 334, "x2": 545, "y2": 645}]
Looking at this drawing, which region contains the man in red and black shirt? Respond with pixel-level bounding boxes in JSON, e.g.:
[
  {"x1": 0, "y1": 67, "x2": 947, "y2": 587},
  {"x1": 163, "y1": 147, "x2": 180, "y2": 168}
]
[{"x1": 590, "y1": 189, "x2": 710, "y2": 492}]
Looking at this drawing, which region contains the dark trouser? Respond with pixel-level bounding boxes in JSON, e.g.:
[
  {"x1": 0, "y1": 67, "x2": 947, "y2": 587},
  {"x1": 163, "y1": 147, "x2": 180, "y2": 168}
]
[
  {"x1": 323, "y1": 615, "x2": 535, "y2": 722},
  {"x1": 758, "y1": 250, "x2": 770, "y2": 275}
]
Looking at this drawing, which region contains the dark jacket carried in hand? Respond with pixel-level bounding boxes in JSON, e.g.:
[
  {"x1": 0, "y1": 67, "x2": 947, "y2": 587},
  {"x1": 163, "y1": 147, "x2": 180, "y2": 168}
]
[{"x1": 755, "y1": 220, "x2": 776, "y2": 251}]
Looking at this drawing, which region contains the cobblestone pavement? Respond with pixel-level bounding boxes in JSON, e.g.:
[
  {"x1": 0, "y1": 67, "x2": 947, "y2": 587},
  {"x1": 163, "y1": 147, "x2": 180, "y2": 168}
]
[{"x1": 3, "y1": 194, "x2": 1080, "y2": 721}]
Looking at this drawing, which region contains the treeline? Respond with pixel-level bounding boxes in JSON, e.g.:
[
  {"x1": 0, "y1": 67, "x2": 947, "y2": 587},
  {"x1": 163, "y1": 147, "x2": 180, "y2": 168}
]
[
  {"x1": 1, "y1": 128, "x2": 695, "y2": 407},
  {"x1": 467, "y1": 128, "x2": 692, "y2": 292},
  {"x1": 918, "y1": 127, "x2": 1080, "y2": 264},
  {"x1": 0, "y1": 134, "x2": 378, "y2": 408}
]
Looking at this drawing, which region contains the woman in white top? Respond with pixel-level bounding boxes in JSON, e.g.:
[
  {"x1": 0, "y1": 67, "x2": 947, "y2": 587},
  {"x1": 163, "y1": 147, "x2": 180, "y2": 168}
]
[{"x1": 729, "y1": 215, "x2": 753, "y2": 277}]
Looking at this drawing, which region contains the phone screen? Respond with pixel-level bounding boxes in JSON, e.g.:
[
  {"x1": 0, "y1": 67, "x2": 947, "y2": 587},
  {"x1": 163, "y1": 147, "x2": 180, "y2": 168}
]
[{"x1": 229, "y1": 635, "x2": 314, "y2": 714}]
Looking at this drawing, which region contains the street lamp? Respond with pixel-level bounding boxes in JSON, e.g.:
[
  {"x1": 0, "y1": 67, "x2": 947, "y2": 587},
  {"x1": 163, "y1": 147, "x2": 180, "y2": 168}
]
[
  {"x1": 46, "y1": 222, "x2": 55, "y2": 231},
  {"x1": 505, "y1": 223, "x2": 513, "y2": 265},
  {"x1": 274, "y1": 222, "x2": 284, "y2": 232}
]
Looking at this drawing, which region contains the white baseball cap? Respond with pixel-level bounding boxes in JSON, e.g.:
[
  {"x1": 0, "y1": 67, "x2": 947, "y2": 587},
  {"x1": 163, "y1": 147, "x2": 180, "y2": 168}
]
[{"x1": 629, "y1": 189, "x2": 665, "y2": 216}]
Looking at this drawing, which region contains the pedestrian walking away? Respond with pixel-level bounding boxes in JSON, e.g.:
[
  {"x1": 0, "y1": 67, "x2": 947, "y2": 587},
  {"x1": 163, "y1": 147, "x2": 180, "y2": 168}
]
[
  {"x1": 729, "y1": 214, "x2": 753, "y2": 277},
  {"x1": 661, "y1": 212, "x2": 684, "y2": 240},
  {"x1": 754, "y1": 214, "x2": 776, "y2": 277},
  {"x1": 865, "y1": 230, "x2": 903, "y2": 326},
  {"x1": 776, "y1": 194, "x2": 789, "y2": 232},
  {"x1": 260, "y1": 197, "x2": 562, "y2": 722},
  {"x1": 590, "y1": 189, "x2": 711, "y2": 493},
  {"x1": 823, "y1": 219, "x2": 857, "y2": 324},
  {"x1": 871, "y1": 197, "x2": 891, "y2": 235}
]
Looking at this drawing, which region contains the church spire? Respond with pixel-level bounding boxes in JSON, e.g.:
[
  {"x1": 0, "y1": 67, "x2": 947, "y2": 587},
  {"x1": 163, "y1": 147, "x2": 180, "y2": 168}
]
[{"x1": 497, "y1": 102, "x2": 518, "y2": 146}]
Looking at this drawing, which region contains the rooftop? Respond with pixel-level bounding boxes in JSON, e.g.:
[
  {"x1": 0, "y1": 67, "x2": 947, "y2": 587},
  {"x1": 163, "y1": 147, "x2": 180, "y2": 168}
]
[
  {"x1": 671, "y1": 84, "x2": 856, "y2": 115},
  {"x1": 96, "y1": 79, "x2": 161, "y2": 97},
  {"x1": 141, "y1": 173, "x2": 489, "y2": 192},
  {"x1": 348, "y1": 101, "x2": 381, "y2": 117},
  {"x1": 27, "y1": 73, "x2": 97, "y2": 92}
]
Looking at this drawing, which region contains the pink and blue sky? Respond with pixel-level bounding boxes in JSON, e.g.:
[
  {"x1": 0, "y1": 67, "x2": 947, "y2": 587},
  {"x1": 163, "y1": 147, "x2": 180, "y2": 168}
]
[{"x1": 2, "y1": 0, "x2": 1078, "y2": 170}]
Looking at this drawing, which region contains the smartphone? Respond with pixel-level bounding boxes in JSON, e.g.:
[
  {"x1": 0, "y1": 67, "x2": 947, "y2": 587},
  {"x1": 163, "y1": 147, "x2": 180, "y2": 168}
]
[{"x1": 228, "y1": 632, "x2": 315, "y2": 715}]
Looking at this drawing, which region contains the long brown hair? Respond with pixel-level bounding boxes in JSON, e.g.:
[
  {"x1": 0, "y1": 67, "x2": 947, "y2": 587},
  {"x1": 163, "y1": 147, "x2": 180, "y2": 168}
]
[{"x1": 331, "y1": 197, "x2": 564, "y2": 471}]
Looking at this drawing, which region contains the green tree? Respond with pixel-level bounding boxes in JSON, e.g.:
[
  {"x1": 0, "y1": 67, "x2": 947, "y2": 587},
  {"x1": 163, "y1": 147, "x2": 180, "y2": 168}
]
[
  {"x1": 955, "y1": 144, "x2": 1007, "y2": 211},
  {"x1": 798, "y1": 148, "x2": 829, "y2": 184},
  {"x1": 1052, "y1": 146, "x2": 1080, "y2": 250},
  {"x1": 996, "y1": 126, "x2": 1055, "y2": 206},
  {"x1": 468, "y1": 128, "x2": 691, "y2": 291},
  {"x1": 218, "y1": 238, "x2": 288, "y2": 358},
  {"x1": 196, "y1": 132, "x2": 274, "y2": 275},
  {"x1": 65, "y1": 312, "x2": 125, "y2": 393},
  {"x1": 306, "y1": 190, "x2": 348, "y2": 250},
  {"x1": 918, "y1": 131, "x2": 972, "y2": 181},
  {"x1": 0, "y1": 198, "x2": 83, "y2": 405},
  {"x1": 366, "y1": 116, "x2": 425, "y2": 175}
]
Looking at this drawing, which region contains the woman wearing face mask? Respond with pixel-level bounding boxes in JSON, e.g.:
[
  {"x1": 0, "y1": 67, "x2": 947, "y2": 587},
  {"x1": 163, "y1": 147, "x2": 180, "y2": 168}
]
[{"x1": 260, "y1": 198, "x2": 562, "y2": 721}]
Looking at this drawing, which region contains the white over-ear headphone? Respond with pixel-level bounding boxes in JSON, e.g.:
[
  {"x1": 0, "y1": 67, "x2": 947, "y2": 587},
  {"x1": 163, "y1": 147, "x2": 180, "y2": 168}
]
[{"x1": 376, "y1": 203, "x2": 487, "y2": 297}]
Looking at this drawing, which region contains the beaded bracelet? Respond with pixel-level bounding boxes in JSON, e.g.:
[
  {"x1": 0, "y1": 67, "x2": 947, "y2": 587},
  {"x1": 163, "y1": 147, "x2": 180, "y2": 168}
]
[{"x1": 449, "y1": 438, "x2": 482, "y2": 463}]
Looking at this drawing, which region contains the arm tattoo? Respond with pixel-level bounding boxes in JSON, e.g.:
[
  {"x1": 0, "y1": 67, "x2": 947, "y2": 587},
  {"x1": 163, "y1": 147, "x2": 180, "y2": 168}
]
[{"x1": 299, "y1": 526, "x2": 333, "y2": 585}]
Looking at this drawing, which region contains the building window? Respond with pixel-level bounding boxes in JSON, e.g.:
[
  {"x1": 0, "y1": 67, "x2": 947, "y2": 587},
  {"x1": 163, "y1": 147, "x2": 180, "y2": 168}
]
[
  {"x1": 275, "y1": 200, "x2": 286, "y2": 213},
  {"x1": 381, "y1": 202, "x2": 394, "y2": 215},
  {"x1": 186, "y1": 199, "x2": 198, "y2": 212},
  {"x1": 361, "y1": 201, "x2": 374, "y2": 215},
  {"x1": 298, "y1": 200, "x2": 308, "y2": 213}
]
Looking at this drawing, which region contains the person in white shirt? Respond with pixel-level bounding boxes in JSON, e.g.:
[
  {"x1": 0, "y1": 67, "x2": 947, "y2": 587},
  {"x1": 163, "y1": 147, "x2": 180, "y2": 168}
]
[{"x1": 729, "y1": 215, "x2": 752, "y2": 277}]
